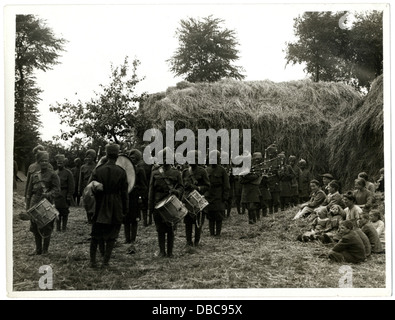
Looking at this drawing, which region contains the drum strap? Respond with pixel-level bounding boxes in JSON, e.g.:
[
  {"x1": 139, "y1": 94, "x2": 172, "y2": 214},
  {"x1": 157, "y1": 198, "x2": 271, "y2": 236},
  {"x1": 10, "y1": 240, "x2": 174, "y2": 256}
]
[
  {"x1": 159, "y1": 167, "x2": 175, "y2": 193},
  {"x1": 188, "y1": 167, "x2": 199, "y2": 186},
  {"x1": 38, "y1": 172, "x2": 48, "y2": 194}
]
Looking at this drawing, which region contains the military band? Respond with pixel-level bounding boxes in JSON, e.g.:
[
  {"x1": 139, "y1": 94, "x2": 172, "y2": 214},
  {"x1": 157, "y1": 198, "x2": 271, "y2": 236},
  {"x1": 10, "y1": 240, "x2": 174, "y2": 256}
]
[{"x1": 23, "y1": 142, "x2": 324, "y2": 266}]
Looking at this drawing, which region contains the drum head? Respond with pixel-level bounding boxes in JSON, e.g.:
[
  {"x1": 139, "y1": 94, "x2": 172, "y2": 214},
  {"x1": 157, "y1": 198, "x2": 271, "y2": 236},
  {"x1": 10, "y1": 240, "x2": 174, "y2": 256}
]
[{"x1": 116, "y1": 154, "x2": 136, "y2": 193}]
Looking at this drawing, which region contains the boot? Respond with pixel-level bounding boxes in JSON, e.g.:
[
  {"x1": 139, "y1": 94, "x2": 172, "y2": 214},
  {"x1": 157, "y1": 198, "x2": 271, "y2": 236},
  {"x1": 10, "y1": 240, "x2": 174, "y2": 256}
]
[
  {"x1": 62, "y1": 215, "x2": 68, "y2": 231},
  {"x1": 32, "y1": 233, "x2": 43, "y2": 255},
  {"x1": 248, "y1": 211, "x2": 255, "y2": 224},
  {"x1": 185, "y1": 223, "x2": 193, "y2": 246},
  {"x1": 56, "y1": 218, "x2": 61, "y2": 232},
  {"x1": 42, "y1": 236, "x2": 51, "y2": 255},
  {"x1": 158, "y1": 232, "x2": 166, "y2": 257},
  {"x1": 86, "y1": 211, "x2": 93, "y2": 224},
  {"x1": 194, "y1": 225, "x2": 202, "y2": 246},
  {"x1": 256, "y1": 209, "x2": 260, "y2": 221},
  {"x1": 131, "y1": 222, "x2": 138, "y2": 243},
  {"x1": 102, "y1": 240, "x2": 115, "y2": 267},
  {"x1": 209, "y1": 220, "x2": 215, "y2": 236},
  {"x1": 215, "y1": 220, "x2": 222, "y2": 237},
  {"x1": 148, "y1": 211, "x2": 153, "y2": 225},
  {"x1": 142, "y1": 210, "x2": 148, "y2": 227},
  {"x1": 124, "y1": 224, "x2": 131, "y2": 244},
  {"x1": 167, "y1": 232, "x2": 174, "y2": 258},
  {"x1": 90, "y1": 239, "x2": 98, "y2": 268},
  {"x1": 99, "y1": 239, "x2": 105, "y2": 257}
]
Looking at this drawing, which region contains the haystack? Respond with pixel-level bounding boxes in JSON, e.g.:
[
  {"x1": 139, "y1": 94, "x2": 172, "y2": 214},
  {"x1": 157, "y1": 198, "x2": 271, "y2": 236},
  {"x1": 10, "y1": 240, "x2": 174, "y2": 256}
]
[
  {"x1": 327, "y1": 75, "x2": 384, "y2": 189},
  {"x1": 136, "y1": 79, "x2": 361, "y2": 176}
]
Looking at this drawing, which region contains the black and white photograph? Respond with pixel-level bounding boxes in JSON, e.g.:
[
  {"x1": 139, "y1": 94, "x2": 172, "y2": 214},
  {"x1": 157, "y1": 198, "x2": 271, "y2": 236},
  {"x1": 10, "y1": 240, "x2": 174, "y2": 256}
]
[{"x1": 2, "y1": 0, "x2": 392, "y2": 300}]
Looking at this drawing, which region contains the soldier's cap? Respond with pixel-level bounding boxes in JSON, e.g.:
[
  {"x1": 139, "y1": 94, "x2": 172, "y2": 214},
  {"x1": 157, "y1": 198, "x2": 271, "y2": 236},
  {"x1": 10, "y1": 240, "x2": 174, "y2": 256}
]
[
  {"x1": 321, "y1": 173, "x2": 334, "y2": 180},
  {"x1": 55, "y1": 154, "x2": 66, "y2": 161},
  {"x1": 85, "y1": 149, "x2": 97, "y2": 159},
  {"x1": 105, "y1": 144, "x2": 120, "y2": 157},
  {"x1": 252, "y1": 152, "x2": 263, "y2": 160},
  {"x1": 36, "y1": 151, "x2": 49, "y2": 162}
]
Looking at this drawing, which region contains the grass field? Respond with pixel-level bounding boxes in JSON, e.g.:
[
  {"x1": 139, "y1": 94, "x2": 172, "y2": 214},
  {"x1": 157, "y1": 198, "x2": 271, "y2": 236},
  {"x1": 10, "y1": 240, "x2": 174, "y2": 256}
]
[{"x1": 10, "y1": 179, "x2": 388, "y2": 297}]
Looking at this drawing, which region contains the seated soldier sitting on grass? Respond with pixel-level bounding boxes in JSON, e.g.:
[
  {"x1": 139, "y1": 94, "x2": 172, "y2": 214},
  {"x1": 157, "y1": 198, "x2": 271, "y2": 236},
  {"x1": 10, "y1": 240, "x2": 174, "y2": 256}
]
[
  {"x1": 293, "y1": 180, "x2": 326, "y2": 220},
  {"x1": 358, "y1": 212, "x2": 384, "y2": 254},
  {"x1": 319, "y1": 204, "x2": 345, "y2": 244},
  {"x1": 326, "y1": 220, "x2": 367, "y2": 264}
]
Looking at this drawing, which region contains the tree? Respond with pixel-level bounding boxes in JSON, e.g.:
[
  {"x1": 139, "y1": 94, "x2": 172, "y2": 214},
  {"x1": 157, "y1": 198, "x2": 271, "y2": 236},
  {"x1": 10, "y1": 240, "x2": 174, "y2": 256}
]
[
  {"x1": 347, "y1": 11, "x2": 383, "y2": 89},
  {"x1": 167, "y1": 15, "x2": 245, "y2": 82},
  {"x1": 14, "y1": 14, "x2": 67, "y2": 172},
  {"x1": 285, "y1": 12, "x2": 351, "y2": 83},
  {"x1": 285, "y1": 11, "x2": 383, "y2": 91},
  {"x1": 50, "y1": 57, "x2": 147, "y2": 146}
]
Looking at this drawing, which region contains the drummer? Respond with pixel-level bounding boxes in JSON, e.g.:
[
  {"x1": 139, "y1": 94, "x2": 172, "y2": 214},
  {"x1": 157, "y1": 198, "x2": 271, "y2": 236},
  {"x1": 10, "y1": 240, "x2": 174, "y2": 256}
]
[
  {"x1": 148, "y1": 147, "x2": 184, "y2": 258},
  {"x1": 25, "y1": 151, "x2": 60, "y2": 255},
  {"x1": 182, "y1": 150, "x2": 210, "y2": 247}
]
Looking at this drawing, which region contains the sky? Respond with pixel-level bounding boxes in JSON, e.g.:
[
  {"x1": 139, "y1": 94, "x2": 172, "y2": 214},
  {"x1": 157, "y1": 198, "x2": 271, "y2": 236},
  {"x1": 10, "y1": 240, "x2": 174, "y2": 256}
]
[{"x1": 5, "y1": 1, "x2": 388, "y2": 143}]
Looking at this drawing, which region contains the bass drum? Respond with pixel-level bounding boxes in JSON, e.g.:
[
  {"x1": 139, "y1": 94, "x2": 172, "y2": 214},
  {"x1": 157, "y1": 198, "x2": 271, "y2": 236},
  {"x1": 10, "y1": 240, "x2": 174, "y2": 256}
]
[
  {"x1": 96, "y1": 154, "x2": 136, "y2": 193},
  {"x1": 116, "y1": 154, "x2": 136, "y2": 193}
]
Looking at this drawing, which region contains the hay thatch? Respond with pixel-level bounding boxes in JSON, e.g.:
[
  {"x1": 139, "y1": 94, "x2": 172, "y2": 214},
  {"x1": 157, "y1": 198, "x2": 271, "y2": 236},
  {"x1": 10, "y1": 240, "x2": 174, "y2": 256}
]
[
  {"x1": 136, "y1": 79, "x2": 361, "y2": 176},
  {"x1": 327, "y1": 75, "x2": 384, "y2": 189}
]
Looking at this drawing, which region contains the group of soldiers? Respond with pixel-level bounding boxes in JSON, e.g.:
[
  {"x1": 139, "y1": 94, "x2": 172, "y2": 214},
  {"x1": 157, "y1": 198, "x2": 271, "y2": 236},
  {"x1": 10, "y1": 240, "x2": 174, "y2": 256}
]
[{"x1": 22, "y1": 142, "x2": 316, "y2": 268}]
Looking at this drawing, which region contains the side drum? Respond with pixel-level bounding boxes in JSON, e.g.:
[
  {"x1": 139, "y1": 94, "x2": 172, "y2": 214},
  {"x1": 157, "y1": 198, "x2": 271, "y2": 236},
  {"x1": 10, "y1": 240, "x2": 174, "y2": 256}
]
[
  {"x1": 155, "y1": 195, "x2": 188, "y2": 226},
  {"x1": 184, "y1": 190, "x2": 209, "y2": 216},
  {"x1": 27, "y1": 198, "x2": 59, "y2": 229}
]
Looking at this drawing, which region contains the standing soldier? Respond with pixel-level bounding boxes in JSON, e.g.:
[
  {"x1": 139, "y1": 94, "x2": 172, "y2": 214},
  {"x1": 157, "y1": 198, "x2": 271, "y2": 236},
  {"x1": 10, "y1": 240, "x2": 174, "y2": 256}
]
[
  {"x1": 278, "y1": 152, "x2": 295, "y2": 211},
  {"x1": 266, "y1": 144, "x2": 281, "y2": 215},
  {"x1": 240, "y1": 152, "x2": 262, "y2": 224},
  {"x1": 25, "y1": 151, "x2": 60, "y2": 255},
  {"x1": 89, "y1": 144, "x2": 129, "y2": 268},
  {"x1": 298, "y1": 159, "x2": 312, "y2": 203},
  {"x1": 289, "y1": 155, "x2": 301, "y2": 207},
  {"x1": 54, "y1": 154, "x2": 75, "y2": 232},
  {"x1": 71, "y1": 157, "x2": 82, "y2": 206},
  {"x1": 182, "y1": 150, "x2": 210, "y2": 247},
  {"x1": 79, "y1": 149, "x2": 97, "y2": 223},
  {"x1": 148, "y1": 148, "x2": 184, "y2": 258},
  {"x1": 124, "y1": 149, "x2": 148, "y2": 252},
  {"x1": 204, "y1": 150, "x2": 230, "y2": 237},
  {"x1": 25, "y1": 145, "x2": 53, "y2": 203}
]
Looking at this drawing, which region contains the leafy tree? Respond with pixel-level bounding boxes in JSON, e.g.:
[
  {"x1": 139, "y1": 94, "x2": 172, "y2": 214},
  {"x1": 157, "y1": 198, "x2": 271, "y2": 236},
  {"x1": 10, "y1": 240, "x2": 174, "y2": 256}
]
[
  {"x1": 285, "y1": 11, "x2": 383, "y2": 91},
  {"x1": 14, "y1": 14, "x2": 66, "y2": 172},
  {"x1": 347, "y1": 11, "x2": 383, "y2": 89},
  {"x1": 285, "y1": 12, "x2": 351, "y2": 83},
  {"x1": 167, "y1": 15, "x2": 245, "y2": 82},
  {"x1": 50, "y1": 57, "x2": 147, "y2": 146}
]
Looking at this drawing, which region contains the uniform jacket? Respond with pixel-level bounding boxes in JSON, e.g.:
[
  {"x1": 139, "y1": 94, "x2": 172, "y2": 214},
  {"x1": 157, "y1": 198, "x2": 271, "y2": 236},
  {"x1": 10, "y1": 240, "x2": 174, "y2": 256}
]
[
  {"x1": 204, "y1": 165, "x2": 230, "y2": 211},
  {"x1": 354, "y1": 188, "x2": 374, "y2": 209},
  {"x1": 54, "y1": 168, "x2": 75, "y2": 209},
  {"x1": 298, "y1": 168, "x2": 312, "y2": 198},
  {"x1": 332, "y1": 230, "x2": 367, "y2": 263},
  {"x1": 78, "y1": 162, "x2": 96, "y2": 195},
  {"x1": 306, "y1": 189, "x2": 326, "y2": 208},
  {"x1": 361, "y1": 222, "x2": 383, "y2": 253},
  {"x1": 25, "y1": 162, "x2": 53, "y2": 198},
  {"x1": 278, "y1": 164, "x2": 295, "y2": 197},
  {"x1": 26, "y1": 169, "x2": 60, "y2": 209},
  {"x1": 128, "y1": 164, "x2": 148, "y2": 220},
  {"x1": 182, "y1": 165, "x2": 210, "y2": 195},
  {"x1": 148, "y1": 165, "x2": 184, "y2": 211},
  {"x1": 240, "y1": 172, "x2": 262, "y2": 203},
  {"x1": 91, "y1": 161, "x2": 129, "y2": 225}
]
